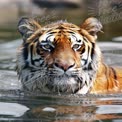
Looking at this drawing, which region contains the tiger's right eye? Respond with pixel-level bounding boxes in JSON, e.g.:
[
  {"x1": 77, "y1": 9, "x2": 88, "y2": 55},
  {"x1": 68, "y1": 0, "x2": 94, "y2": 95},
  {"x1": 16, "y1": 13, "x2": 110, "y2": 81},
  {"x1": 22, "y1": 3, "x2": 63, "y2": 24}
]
[{"x1": 72, "y1": 44, "x2": 81, "y2": 51}]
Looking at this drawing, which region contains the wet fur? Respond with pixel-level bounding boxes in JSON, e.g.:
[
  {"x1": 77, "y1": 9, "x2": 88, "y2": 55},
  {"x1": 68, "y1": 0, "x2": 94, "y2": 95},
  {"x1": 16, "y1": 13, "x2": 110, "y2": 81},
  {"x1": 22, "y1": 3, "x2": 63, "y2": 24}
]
[{"x1": 17, "y1": 17, "x2": 122, "y2": 94}]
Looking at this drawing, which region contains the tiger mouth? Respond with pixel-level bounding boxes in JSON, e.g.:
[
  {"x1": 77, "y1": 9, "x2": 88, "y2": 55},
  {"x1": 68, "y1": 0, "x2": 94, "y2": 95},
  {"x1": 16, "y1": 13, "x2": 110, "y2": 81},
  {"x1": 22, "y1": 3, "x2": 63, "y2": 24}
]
[{"x1": 45, "y1": 75, "x2": 85, "y2": 94}]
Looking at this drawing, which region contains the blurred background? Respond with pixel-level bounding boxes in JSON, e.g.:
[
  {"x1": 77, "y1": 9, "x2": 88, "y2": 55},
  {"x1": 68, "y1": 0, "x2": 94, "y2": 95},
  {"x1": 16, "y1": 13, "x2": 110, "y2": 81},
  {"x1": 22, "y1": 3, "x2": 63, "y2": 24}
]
[{"x1": 0, "y1": 0, "x2": 121, "y2": 42}]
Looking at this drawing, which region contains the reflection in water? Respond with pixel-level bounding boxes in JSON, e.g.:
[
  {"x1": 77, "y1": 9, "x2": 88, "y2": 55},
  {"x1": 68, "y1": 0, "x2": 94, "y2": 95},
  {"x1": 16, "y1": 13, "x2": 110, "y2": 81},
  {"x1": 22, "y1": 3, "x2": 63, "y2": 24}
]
[
  {"x1": 0, "y1": 93, "x2": 122, "y2": 121},
  {"x1": 0, "y1": 102, "x2": 29, "y2": 117},
  {"x1": 25, "y1": 94, "x2": 122, "y2": 122}
]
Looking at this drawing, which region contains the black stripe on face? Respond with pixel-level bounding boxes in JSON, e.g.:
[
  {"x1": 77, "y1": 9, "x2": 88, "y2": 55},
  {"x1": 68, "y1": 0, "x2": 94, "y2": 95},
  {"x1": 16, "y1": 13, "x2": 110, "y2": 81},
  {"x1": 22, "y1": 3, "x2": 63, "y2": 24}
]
[
  {"x1": 33, "y1": 58, "x2": 42, "y2": 62},
  {"x1": 91, "y1": 43, "x2": 95, "y2": 60},
  {"x1": 36, "y1": 41, "x2": 41, "y2": 55},
  {"x1": 87, "y1": 46, "x2": 90, "y2": 64},
  {"x1": 110, "y1": 67, "x2": 117, "y2": 80},
  {"x1": 67, "y1": 31, "x2": 75, "y2": 34},
  {"x1": 83, "y1": 37, "x2": 95, "y2": 60},
  {"x1": 23, "y1": 43, "x2": 29, "y2": 60},
  {"x1": 83, "y1": 36, "x2": 88, "y2": 43},
  {"x1": 33, "y1": 37, "x2": 39, "y2": 42},
  {"x1": 82, "y1": 42, "x2": 94, "y2": 70},
  {"x1": 78, "y1": 43, "x2": 85, "y2": 54},
  {"x1": 45, "y1": 35, "x2": 52, "y2": 42},
  {"x1": 30, "y1": 44, "x2": 34, "y2": 65},
  {"x1": 48, "y1": 32, "x2": 57, "y2": 35},
  {"x1": 83, "y1": 64, "x2": 92, "y2": 70}
]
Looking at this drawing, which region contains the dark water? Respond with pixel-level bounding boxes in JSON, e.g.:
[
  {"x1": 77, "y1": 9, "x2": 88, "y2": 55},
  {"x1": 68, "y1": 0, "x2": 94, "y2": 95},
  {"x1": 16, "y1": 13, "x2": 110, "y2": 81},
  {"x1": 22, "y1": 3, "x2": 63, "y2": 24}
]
[{"x1": 0, "y1": 39, "x2": 122, "y2": 122}]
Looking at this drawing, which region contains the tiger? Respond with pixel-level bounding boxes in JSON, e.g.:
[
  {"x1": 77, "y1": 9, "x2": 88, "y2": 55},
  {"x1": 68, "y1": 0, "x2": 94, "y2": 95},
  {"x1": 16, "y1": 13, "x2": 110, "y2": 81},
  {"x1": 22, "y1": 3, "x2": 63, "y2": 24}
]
[{"x1": 17, "y1": 17, "x2": 122, "y2": 94}]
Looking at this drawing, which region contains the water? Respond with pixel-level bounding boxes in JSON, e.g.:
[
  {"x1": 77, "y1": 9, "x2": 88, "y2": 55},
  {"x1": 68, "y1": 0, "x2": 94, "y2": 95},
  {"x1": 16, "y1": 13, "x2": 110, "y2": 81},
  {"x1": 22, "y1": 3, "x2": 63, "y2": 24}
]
[
  {"x1": 0, "y1": 39, "x2": 122, "y2": 122},
  {"x1": 1, "y1": 93, "x2": 122, "y2": 122}
]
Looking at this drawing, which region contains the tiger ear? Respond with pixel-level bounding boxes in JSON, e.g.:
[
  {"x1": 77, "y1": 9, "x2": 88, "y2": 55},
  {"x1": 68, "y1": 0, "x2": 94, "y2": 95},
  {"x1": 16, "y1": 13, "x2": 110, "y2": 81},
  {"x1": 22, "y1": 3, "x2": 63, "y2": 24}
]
[
  {"x1": 81, "y1": 17, "x2": 103, "y2": 39},
  {"x1": 18, "y1": 17, "x2": 41, "y2": 41}
]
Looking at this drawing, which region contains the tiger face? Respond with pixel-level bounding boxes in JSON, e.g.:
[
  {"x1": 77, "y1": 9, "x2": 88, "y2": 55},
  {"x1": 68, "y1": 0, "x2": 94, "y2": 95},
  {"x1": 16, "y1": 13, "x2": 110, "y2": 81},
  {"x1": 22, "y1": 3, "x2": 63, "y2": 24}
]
[{"x1": 17, "y1": 17, "x2": 102, "y2": 94}]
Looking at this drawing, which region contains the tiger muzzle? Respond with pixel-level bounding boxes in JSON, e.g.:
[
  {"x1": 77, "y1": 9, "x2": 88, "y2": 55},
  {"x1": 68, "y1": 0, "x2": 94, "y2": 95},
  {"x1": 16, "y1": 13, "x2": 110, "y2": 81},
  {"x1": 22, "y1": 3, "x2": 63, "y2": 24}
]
[{"x1": 54, "y1": 60, "x2": 75, "y2": 72}]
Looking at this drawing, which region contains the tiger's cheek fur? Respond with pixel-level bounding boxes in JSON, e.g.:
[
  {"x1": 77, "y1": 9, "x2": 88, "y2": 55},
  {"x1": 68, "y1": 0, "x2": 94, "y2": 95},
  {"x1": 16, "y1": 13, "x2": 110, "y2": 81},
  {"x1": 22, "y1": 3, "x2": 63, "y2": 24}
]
[{"x1": 72, "y1": 51, "x2": 81, "y2": 68}]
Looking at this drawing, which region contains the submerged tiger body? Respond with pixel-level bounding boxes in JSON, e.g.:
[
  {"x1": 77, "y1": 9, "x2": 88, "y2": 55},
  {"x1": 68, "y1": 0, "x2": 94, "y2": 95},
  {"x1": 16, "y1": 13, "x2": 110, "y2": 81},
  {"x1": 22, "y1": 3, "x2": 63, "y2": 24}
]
[{"x1": 17, "y1": 17, "x2": 122, "y2": 94}]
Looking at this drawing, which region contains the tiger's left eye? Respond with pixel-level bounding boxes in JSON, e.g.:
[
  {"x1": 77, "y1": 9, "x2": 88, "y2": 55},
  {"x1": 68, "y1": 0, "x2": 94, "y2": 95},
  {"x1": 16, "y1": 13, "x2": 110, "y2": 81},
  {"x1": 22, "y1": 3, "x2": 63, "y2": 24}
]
[
  {"x1": 41, "y1": 44, "x2": 54, "y2": 51},
  {"x1": 43, "y1": 44, "x2": 51, "y2": 49},
  {"x1": 39, "y1": 42, "x2": 54, "y2": 52},
  {"x1": 72, "y1": 44, "x2": 81, "y2": 50}
]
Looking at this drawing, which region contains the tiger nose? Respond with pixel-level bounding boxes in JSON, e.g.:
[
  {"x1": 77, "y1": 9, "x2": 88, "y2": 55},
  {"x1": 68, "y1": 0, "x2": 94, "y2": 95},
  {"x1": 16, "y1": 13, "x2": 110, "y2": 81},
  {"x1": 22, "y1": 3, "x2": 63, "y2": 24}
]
[{"x1": 54, "y1": 61, "x2": 75, "y2": 71}]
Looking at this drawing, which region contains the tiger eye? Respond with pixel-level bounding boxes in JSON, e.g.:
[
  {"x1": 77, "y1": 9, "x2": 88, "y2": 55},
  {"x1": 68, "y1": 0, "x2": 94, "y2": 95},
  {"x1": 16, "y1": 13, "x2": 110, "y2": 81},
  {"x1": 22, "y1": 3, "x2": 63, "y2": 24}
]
[
  {"x1": 43, "y1": 44, "x2": 51, "y2": 49},
  {"x1": 72, "y1": 44, "x2": 81, "y2": 50},
  {"x1": 41, "y1": 44, "x2": 52, "y2": 51}
]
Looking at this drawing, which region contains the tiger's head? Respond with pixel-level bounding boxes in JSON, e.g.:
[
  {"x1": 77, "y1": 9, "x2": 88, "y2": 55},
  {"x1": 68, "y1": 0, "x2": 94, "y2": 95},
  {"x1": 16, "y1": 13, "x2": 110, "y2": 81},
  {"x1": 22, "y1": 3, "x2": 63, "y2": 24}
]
[{"x1": 17, "y1": 17, "x2": 102, "y2": 94}]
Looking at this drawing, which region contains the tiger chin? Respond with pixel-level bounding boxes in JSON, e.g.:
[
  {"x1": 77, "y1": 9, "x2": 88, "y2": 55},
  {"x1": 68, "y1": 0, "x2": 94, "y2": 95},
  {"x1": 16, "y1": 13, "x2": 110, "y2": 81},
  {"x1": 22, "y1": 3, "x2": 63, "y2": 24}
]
[{"x1": 17, "y1": 17, "x2": 122, "y2": 94}]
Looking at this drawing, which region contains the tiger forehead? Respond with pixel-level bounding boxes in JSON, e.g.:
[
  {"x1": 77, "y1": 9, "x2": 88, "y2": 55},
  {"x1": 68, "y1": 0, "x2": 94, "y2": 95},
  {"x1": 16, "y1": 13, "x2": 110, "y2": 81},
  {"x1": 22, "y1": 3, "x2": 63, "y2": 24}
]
[
  {"x1": 38, "y1": 22, "x2": 83, "y2": 43},
  {"x1": 39, "y1": 29, "x2": 83, "y2": 43},
  {"x1": 44, "y1": 26, "x2": 80, "y2": 37}
]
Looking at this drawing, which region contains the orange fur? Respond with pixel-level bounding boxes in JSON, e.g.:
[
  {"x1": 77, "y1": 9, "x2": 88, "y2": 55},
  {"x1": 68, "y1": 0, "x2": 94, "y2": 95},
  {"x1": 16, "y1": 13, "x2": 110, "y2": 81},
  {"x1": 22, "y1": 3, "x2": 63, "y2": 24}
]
[{"x1": 91, "y1": 65, "x2": 122, "y2": 94}]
